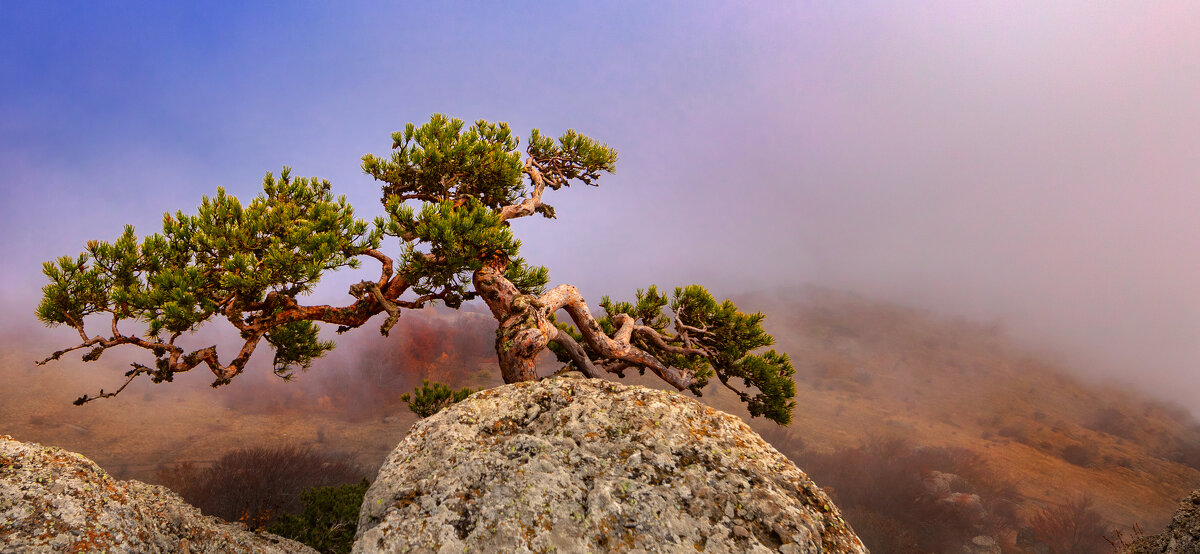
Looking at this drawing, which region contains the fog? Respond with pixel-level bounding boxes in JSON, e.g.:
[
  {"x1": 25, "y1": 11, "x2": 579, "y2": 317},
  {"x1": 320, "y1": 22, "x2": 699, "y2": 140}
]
[{"x1": 3, "y1": 3, "x2": 1199, "y2": 412}]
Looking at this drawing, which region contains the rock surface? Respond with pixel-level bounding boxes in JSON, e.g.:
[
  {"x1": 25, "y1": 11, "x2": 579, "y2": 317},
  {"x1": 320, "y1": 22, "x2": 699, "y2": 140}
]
[
  {"x1": 0, "y1": 435, "x2": 314, "y2": 553},
  {"x1": 1127, "y1": 489, "x2": 1200, "y2": 553},
  {"x1": 356, "y1": 374, "x2": 866, "y2": 553}
]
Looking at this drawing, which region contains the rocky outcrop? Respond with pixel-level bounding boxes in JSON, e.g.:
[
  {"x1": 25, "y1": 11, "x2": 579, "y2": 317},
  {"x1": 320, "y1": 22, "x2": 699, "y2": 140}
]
[
  {"x1": 1127, "y1": 490, "x2": 1200, "y2": 553},
  {"x1": 356, "y1": 373, "x2": 866, "y2": 553},
  {"x1": 0, "y1": 435, "x2": 314, "y2": 553}
]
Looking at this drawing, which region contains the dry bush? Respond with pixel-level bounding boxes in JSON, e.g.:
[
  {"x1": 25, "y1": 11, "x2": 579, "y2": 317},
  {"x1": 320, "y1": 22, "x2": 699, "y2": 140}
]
[
  {"x1": 1029, "y1": 496, "x2": 1112, "y2": 554},
  {"x1": 1061, "y1": 444, "x2": 1097, "y2": 468},
  {"x1": 1164, "y1": 438, "x2": 1200, "y2": 471},
  {"x1": 157, "y1": 445, "x2": 365, "y2": 529},
  {"x1": 1103, "y1": 523, "x2": 1146, "y2": 553},
  {"x1": 998, "y1": 423, "x2": 1034, "y2": 446},
  {"x1": 1086, "y1": 407, "x2": 1136, "y2": 441},
  {"x1": 799, "y1": 437, "x2": 1019, "y2": 553}
]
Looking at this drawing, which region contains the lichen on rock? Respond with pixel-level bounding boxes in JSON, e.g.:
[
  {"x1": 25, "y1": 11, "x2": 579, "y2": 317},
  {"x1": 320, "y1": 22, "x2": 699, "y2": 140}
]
[
  {"x1": 0, "y1": 435, "x2": 313, "y2": 553},
  {"x1": 355, "y1": 373, "x2": 866, "y2": 553}
]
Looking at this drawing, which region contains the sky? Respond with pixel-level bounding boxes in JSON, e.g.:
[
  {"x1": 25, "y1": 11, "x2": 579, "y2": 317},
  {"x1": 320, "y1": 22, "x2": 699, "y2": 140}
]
[{"x1": 3, "y1": 2, "x2": 1199, "y2": 410}]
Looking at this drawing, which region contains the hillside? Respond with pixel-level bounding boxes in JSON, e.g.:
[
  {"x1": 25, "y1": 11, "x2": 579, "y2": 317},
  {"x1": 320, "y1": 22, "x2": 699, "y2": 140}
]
[
  {"x1": 4, "y1": 287, "x2": 1198, "y2": 547},
  {"x1": 735, "y1": 287, "x2": 1200, "y2": 536}
]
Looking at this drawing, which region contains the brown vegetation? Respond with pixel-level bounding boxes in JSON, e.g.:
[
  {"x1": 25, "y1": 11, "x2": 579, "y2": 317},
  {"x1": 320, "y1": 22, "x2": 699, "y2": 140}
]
[
  {"x1": 784, "y1": 436, "x2": 1020, "y2": 552},
  {"x1": 156, "y1": 445, "x2": 364, "y2": 529},
  {"x1": 1028, "y1": 496, "x2": 1112, "y2": 554}
]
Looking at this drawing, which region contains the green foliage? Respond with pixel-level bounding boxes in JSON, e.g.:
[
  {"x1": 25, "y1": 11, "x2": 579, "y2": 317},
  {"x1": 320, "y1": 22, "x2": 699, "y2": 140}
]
[
  {"x1": 37, "y1": 168, "x2": 373, "y2": 341},
  {"x1": 503, "y1": 257, "x2": 550, "y2": 296},
  {"x1": 600, "y1": 286, "x2": 671, "y2": 334},
  {"x1": 379, "y1": 197, "x2": 524, "y2": 304},
  {"x1": 599, "y1": 284, "x2": 797, "y2": 424},
  {"x1": 268, "y1": 479, "x2": 370, "y2": 554},
  {"x1": 400, "y1": 379, "x2": 474, "y2": 418},
  {"x1": 37, "y1": 253, "x2": 109, "y2": 326},
  {"x1": 265, "y1": 321, "x2": 335, "y2": 379},
  {"x1": 526, "y1": 128, "x2": 618, "y2": 189},
  {"x1": 672, "y1": 285, "x2": 796, "y2": 423},
  {"x1": 362, "y1": 114, "x2": 525, "y2": 209}
]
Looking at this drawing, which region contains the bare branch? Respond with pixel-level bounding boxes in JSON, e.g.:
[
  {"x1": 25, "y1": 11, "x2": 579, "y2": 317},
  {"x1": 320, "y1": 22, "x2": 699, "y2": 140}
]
[
  {"x1": 631, "y1": 325, "x2": 710, "y2": 358},
  {"x1": 363, "y1": 248, "x2": 394, "y2": 287},
  {"x1": 72, "y1": 363, "x2": 154, "y2": 405},
  {"x1": 350, "y1": 280, "x2": 402, "y2": 336},
  {"x1": 498, "y1": 158, "x2": 553, "y2": 222},
  {"x1": 549, "y1": 331, "x2": 604, "y2": 379},
  {"x1": 538, "y1": 283, "x2": 694, "y2": 391}
]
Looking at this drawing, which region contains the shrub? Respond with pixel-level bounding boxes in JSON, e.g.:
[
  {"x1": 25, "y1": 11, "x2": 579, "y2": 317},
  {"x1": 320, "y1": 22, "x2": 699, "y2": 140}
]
[
  {"x1": 1061, "y1": 444, "x2": 1096, "y2": 468},
  {"x1": 1086, "y1": 407, "x2": 1135, "y2": 440},
  {"x1": 400, "y1": 379, "x2": 474, "y2": 418},
  {"x1": 998, "y1": 424, "x2": 1033, "y2": 445},
  {"x1": 157, "y1": 445, "x2": 364, "y2": 529},
  {"x1": 270, "y1": 479, "x2": 370, "y2": 554},
  {"x1": 1029, "y1": 496, "x2": 1111, "y2": 554},
  {"x1": 1164, "y1": 438, "x2": 1200, "y2": 471}
]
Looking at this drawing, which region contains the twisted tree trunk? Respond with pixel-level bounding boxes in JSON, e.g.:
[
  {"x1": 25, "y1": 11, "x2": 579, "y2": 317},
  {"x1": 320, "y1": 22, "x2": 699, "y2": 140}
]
[{"x1": 472, "y1": 262, "x2": 699, "y2": 389}]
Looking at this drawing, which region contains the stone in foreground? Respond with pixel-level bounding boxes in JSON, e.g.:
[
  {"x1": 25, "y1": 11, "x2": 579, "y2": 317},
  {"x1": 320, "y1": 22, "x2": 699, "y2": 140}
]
[
  {"x1": 0, "y1": 435, "x2": 314, "y2": 553},
  {"x1": 356, "y1": 374, "x2": 865, "y2": 553},
  {"x1": 1126, "y1": 490, "x2": 1200, "y2": 553}
]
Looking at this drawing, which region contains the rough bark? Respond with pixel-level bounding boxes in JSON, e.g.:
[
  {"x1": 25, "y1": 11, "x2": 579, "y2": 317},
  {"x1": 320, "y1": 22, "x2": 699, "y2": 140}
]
[{"x1": 471, "y1": 262, "x2": 705, "y2": 389}]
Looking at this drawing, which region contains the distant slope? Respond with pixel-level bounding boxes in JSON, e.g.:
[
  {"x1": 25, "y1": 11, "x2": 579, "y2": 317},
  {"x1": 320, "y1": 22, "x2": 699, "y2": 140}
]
[{"x1": 729, "y1": 286, "x2": 1200, "y2": 532}]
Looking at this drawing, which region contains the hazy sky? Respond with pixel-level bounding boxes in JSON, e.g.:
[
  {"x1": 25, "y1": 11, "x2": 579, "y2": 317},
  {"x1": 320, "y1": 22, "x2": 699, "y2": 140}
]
[{"x1": 4, "y1": 3, "x2": 1199, "y2": 408}]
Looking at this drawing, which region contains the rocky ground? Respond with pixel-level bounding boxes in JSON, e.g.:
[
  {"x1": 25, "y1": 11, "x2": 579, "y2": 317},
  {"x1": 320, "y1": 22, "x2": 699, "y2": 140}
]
[{"x1": 0, "y1": 435, "x2": 314, "y2": 553}]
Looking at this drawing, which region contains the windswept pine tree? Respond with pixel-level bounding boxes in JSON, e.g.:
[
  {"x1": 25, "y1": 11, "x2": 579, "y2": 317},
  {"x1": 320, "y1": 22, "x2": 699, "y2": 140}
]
[{"x1": 36, "y1": 115, "x2": 796, "y2": 424}]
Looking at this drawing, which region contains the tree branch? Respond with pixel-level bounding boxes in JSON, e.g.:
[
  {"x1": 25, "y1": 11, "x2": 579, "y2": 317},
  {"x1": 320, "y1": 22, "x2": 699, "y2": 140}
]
[
  {"x1": 498, "y1": 158, "x2": 553, "y2": 222},
  {"x1": 538, "y1": 284, "x2": 695, "y2": 391},
  {"x1": 549, "y1": 331, "x2": 604, "y2": 379}
]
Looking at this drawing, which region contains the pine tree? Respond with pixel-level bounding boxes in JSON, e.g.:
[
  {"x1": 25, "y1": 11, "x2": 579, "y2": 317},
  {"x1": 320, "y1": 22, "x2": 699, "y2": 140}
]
[{"x1": 36, "y1": 115, "x2": 796, "y2": 424}]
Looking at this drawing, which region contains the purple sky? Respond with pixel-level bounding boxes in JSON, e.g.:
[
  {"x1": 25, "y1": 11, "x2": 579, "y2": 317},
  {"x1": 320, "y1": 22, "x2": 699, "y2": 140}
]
[{"x1": 4, "y1": 3, "x2": 1199, "y2": 410}]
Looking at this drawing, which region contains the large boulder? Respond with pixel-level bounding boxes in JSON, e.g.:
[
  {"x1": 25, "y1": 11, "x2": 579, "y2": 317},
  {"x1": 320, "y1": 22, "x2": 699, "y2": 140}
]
[
  {"x1": 0, "y1": 435, "x2": 314, "y2": 553},
  {"x1": 1127, "y1": 490, "x2": 1200, "y2": 553},
  {"x1": 356, "y1": 374, "x2": 866, "y2": 553}
]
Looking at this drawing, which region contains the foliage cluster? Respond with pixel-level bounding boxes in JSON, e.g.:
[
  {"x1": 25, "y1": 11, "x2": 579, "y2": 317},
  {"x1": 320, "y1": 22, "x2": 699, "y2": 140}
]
[
  {"x1": 38, "y1": 170, "x2": 366, "y2": 378},
  {"x1": 1061, "y1": 444, "x2": 1098, "y2": 468},
  {"x1": 269, "y1": 479, "x2": 371, "y2": 554},
  {"x1": 400, "y1": 379, "x2": 475, "y2": 418},
  {"x1": 554, "y1": 284, "x2": 796, "y2": 424}
]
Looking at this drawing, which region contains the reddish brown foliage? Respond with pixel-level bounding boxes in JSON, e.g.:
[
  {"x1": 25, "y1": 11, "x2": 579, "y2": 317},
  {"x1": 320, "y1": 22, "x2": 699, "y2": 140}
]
[
  {"x1": 1029, "y1": 496, "x2": 1112, "y2": 554},
  {"x1": 156, "y1": 445, "x2": 364, "y2": 529}
]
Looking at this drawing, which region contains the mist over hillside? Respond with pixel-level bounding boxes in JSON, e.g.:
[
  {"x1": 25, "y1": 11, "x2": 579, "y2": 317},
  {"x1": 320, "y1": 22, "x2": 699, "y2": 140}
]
[
  {"x1": 6, "y1": 286, "x2": 1198, "y2": 549},
  {"x1": 5, "y1": 3, "x2": 1200, "y2": 416}
]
